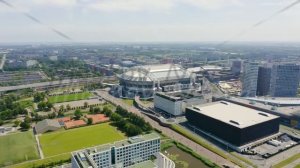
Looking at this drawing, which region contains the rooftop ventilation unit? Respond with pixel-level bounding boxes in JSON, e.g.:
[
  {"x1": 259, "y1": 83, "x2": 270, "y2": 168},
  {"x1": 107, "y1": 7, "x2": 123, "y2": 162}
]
[
  {"x1": 229, "y1": 120, "x2": 240, "y2": 125},
  {"x1": 220, "y1": 101, "x2": 229, "y2": 105},
  {"x1": 193, "y1": 106, "x2": 201, "y2": 111},
  {"x1": 258, "y1": 113, "x2": 269, "y2": 117}
]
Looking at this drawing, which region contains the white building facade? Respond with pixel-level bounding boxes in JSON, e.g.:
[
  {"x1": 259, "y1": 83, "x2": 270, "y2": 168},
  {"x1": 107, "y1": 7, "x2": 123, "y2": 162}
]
[{"x1": 71, "y1": 133, "x2": 174, "y2": 168}]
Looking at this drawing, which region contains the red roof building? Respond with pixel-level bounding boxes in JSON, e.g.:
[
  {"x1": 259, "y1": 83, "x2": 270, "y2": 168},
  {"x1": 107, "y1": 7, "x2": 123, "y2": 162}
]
[
  {"x1": 64, "y1": 120, "x2": 86, "y2": 129},
  {"x1": 86, "y1": 114, "x2": 109, "y2": 124}
]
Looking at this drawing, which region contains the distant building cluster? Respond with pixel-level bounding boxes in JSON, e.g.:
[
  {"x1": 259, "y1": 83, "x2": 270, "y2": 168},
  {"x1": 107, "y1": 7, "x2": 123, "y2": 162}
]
[{"x1": 242, "y1": 62, "x2": 300, "y2": 97}]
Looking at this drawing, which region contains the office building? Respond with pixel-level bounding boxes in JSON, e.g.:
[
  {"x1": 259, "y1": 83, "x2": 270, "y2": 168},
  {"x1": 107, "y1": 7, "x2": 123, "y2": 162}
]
[
  {"x1": 154, "y1": 91, "x2": 204, "y2": 116},
  {"x1": 71, "y1": 133, "x2": 174, "y2": 168},
  {"x1": 269, "y1": 63, "x2": 300, "y2": 97},
  {"x1": 241, "y1": 62, "x2": 259, "y2": 97},
  {"x1": 257, "y1": 65, "x2": 272, "y2": 96},
  {"x1": 231, "y1": 60, "x2": 242, "y2": 75},
  {"x1": 186, "y1": 101, "x2": 280, "y2": 151}
]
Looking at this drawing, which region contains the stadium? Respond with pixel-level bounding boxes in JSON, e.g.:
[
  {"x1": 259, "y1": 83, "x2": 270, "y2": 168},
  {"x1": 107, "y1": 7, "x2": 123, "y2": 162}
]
[
  {"x1": 186, "y1": 101, "x2": 280, "y2": 152},
  {"x1": 113, "y1": 64, "x2": 197, "y2": 98}
]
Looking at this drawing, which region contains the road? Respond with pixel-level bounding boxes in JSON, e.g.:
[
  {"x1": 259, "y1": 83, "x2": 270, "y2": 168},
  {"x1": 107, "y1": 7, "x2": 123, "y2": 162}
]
[
  {"x1": 95, "y1": 90, "x2": 238, "y2": 168},
  {"x1": 0, "y1": 77, "x2": 114, "y2": 92}
]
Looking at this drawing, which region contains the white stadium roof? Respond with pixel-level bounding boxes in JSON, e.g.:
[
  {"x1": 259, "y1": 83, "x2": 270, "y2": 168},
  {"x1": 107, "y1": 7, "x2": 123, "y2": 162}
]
[
  {"x1": 188, "y1": 101, "x2": 279, "y2": 129},
  {"x1": 119, "y1": 64, "x2": 192, "y2": 82}
]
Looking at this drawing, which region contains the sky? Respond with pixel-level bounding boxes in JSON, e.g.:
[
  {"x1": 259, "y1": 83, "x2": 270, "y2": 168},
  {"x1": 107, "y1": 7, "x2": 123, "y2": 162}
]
[{"x1": 0, "y1": 0, "x2": 300, "y2": 43}]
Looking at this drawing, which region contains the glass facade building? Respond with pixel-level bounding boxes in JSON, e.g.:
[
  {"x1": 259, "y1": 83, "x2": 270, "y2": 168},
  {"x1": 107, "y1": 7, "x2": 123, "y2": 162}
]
[{"x1": 270, "y1": 64, "x2": 300, "y2": 97}]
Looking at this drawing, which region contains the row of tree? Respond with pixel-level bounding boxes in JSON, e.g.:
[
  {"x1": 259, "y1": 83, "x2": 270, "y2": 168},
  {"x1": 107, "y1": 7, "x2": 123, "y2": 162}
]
[
  {"x1": 0, "y1": 95, "x2": 28, "y2": 120},
  {"x1": 92, "y1": 105, "x2": 152, "y2": 136},
  {"x1": 37, "y1": 101, "x2": 53, "y2": 111},
  {"x1": 33, "y1": 92, "x2": 46, "y2": 102}
]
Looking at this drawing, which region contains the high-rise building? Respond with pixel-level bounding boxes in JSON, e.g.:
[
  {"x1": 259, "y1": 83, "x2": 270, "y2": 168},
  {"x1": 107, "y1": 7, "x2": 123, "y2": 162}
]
[
  {"x1": 231, "y1": 60, "x2": 242, "y2": 75},
  {"x1": 71, "y1": 133, "x2": 175, "y2": 168},
  {"x1": 257, "y1": 65, "x2": 272, "y2": 96},
  {"x1": 269, "y1": 63, "x2": 300, "y2": 97},
  {"x1": 241, "y1": 62, "x2": 259, "y2": 97}
]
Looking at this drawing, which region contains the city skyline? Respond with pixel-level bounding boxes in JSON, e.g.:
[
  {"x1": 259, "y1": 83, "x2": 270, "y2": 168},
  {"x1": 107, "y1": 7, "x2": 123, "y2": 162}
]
[{"x1": 1, "y1": 0, "x2": 300, "y2": 43}]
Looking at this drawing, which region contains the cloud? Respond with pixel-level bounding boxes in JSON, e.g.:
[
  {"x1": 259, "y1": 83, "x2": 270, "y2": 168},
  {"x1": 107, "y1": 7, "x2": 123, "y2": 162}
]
[
  {"x1": 78, "y1": 0, "x2": 174, "y2": 12},
  {"x1": 178, "y1": 0, "x2": 243, "y2": 10},
  {"x1": 1, "y1": 0, "x2": 244, "y2": 13},
  {"x1": 30, "y1": 0, "x2": 77, "y2": 7}
]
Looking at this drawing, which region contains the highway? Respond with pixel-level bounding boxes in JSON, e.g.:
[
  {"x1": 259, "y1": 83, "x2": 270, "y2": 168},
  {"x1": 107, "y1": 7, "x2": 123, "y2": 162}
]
[
  {"x1": 95, "y1": 90, "x2": 238, "y2": 168},
  {"x1": 0, "y1": 77, "x2": 115, "y2": 92}
]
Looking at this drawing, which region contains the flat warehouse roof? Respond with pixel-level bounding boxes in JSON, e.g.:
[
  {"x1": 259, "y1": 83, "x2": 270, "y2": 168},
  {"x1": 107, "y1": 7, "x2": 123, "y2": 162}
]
[{"x1": 188, "y1": 101, "x2": 279, "y2": 128}]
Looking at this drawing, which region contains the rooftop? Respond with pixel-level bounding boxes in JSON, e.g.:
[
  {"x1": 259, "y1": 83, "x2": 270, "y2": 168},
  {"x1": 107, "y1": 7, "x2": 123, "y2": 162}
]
[
  {"x1": 128, "y1": 160, "x2": 157, "y2": 168},
  {"x1": 86, "y1": 114, "x2": 109, "y2": 124},
  {"x1": 187, "y1": 101, "x2": 279, "y2": 128},
  {"x1": 80, "y1": 132, "x2": 160, "y2": 155},
  {"x1": 155, "y1": 90, "x2": 203, "y2": 102},
  {"x1": 138, "y1": 64, "x2": 181, "y2": 72},
  {"x1": 114, "y1": 132, "x2": 160, "y2": 148},
  {"x1": 244, "y1": 97, "x2": 300, "y2": 106},
  {"x1": 224, "y1": 97, "x2": 300, "y2": 118},
  {"x1": 119, "y1": 64, "x2": 192, "y2": 82},
  {"x1": 64, "y1": 120, "x2": 86, "y2": 129}
]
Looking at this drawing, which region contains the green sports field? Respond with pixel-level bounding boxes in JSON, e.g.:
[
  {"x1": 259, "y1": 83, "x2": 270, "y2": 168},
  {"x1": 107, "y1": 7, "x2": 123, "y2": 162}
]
[
  {"x1": 0, "y1": 131, "x2": 39, "y2": 167},
  {"x1": 39, "y1": 123, "x2": 126, "y2": 157},
  {"x1": 48, "y1": 92, "x2": 92, "y2": 103}
]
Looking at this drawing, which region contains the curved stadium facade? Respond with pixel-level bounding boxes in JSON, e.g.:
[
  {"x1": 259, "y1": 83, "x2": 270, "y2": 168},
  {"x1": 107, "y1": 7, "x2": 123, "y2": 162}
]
[{"x1": 114, "y1": 64, "x2": 196, "y2": 98}]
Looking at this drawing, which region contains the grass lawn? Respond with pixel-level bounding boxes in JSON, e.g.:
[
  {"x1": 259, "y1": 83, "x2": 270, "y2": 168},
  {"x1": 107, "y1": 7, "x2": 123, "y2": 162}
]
[
  {"x1": 122, "y1": 99, "x2": 134, "y2": 106},
  {"x1": 39, "y1": 123, "x2": 126, "y2": 157},
  {"x1": 11, "y1": 153, "x2": 70, "y2": 168},
  {"x1": 273, "y1": 153, "x2": 300, "y2": 168},
  {"x1": 48, "y1": 92, "x2": 92, "y2": 103},
  {"x1": 18, "y1": 99, "x2": 33, "y2": 108},
  {"x1": 0, "y1": 131, "x2": 39, "y2": 167}
]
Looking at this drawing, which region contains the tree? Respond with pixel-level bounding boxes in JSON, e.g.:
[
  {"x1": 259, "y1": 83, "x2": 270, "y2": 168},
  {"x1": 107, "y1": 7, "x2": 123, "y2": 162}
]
[
  {"x1": 58, "y1": 111, "x2": 64, "y2": 117},
  {"x1": 103, "y1": 108, "x2": 112, "y2": 117},
  {"x1": 87, "y1": 118, "x2": 93, "y2": 125},
  {"x1": 115, "y1": 105, "x2": 129, "y2": 117},
  {"x1": 89, "y1": 106, "x2": 94, "y2": 113},
  {"x1": 0, "y1": 119, "x2": 3, "y2": 126},
  {"x1": 20, "y1": 121, "x2": 30, "y2": 130},
  {"x1": 24, "y1": 116, "x2": 32, "y2": 123},
  {"x1": 59, "y1": 105, "x2": 65, "y2": 112},
  {"x1": 93, "y1": 107, "x2": 101, "y2": 114},
  {"x1": 48, "y1": 112, "x2": 57, "y2": 119},
  {"x1": 14, "y1": 120, "x2": 20, "y2": 127},
  {"x1": 66, "y1": 104, "x2": 71, "y2": 111},
  {"x1": 124, "y1": 123, "x2": 142, "y2": 136},
  {"x1": 74, "y1": 109, "x2": 82, "y2": 120},
  {"x1": 46, "y1": 102, "x2": 53, "y2": 110},
  {"x1": 37, "y1": 102, "x2": 46, "y2": 111},
  {"x1": 110, "y1": 113, "x2": 122, "y2": 122},
  {"x1": 33, "y1": 92, "x2": 45, "y2": 102},
  {"x1": 84, "y1": 102, "x2": 88, "y2": 108}
]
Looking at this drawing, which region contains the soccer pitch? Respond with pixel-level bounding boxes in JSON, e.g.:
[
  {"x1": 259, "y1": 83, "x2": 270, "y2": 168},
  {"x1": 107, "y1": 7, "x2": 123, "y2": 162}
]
[
  {"x1": 48, "y1": 92, "x2": 92, "y2": 103},
  {"x1": 0, "y1": 131, "x2": 39, "y2": 167},
  {"x1": 39, "y1": 123, "x2": 126, "y2": 157}
]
